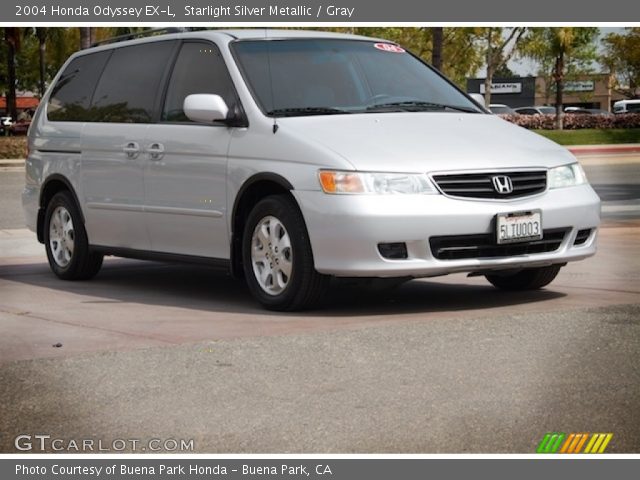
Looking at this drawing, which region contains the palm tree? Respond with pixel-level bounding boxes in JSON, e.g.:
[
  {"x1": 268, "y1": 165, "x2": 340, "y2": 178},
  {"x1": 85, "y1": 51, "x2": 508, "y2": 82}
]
[
  {"x1": 431, "y1": 27, "x2": 443, "y2": 71},
  {"x1": 35, "y1": 28, "x2": 47, "y2": 96},
  {"x1": 80, "y1": 27, "x2": 91, "y2": 49},
  {"x1": 4, "y1": 28, "x2": 20, "y2": 120},
  {"x1": 523, "y1": 28, "x2": 598, "y2": 130}
]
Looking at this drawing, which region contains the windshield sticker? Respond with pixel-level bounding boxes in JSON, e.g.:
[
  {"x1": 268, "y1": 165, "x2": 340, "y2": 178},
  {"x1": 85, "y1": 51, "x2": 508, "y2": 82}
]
[{"x1": 373, "y1": 43, "x2": 406, "y2": 53}]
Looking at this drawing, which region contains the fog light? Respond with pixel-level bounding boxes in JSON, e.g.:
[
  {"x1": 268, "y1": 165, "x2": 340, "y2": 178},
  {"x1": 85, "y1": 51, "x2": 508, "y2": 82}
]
[
  {"x1": 378, "y1": 242, "x2": 408, "y2": 259},
  {"x1": 574, "y1": 229, "x2": 591, "y2": 245}
]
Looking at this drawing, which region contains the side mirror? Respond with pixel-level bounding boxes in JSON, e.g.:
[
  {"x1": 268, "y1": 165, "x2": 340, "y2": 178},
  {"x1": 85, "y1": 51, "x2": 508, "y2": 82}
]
[
  {"x1": 183, "y1": 94, "x2": 229, "y2": 124},
  {"x1": 469, "y1": 93, "x2": 486, "y2": 108}
]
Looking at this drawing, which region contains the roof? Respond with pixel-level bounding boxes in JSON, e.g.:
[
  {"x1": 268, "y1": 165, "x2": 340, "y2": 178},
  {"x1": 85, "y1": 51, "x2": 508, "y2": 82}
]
[
  {"x1": 216, "y1": 29, "x2": 384, "y2": 42},
  {"x1": 0, "y1": 97, "x2": 40, "y2": 110},
  {"x1": 78, "y1": 28, "x2": 389, "y2": 57}
]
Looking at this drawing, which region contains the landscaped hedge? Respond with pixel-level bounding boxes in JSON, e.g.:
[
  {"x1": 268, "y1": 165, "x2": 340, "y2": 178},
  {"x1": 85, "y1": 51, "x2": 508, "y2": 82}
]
[
  {"x1": 499, "y1": 113, "x2": 640, "y2": 130},
  {"x1": 0, "y1": 136, "x2": 27, "y2": 159}
]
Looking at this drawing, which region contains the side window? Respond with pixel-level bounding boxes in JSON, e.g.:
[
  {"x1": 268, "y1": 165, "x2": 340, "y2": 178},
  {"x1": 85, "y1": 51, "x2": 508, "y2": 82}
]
[
  {"x1": 47, "y1": 51, "x2": 111, "y2": 121},
  {"x1": 90, "y1": 41, "x2": 176, "y2": 123},
  {"x1": 162, "y1": 42, "x2": 236, "y2": 122}
]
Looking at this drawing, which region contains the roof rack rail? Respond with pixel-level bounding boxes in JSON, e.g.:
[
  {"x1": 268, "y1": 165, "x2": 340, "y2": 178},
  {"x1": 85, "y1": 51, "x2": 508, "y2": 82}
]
[{"x1": 91, "y1": 27, "x2": 191, "y2": 47}]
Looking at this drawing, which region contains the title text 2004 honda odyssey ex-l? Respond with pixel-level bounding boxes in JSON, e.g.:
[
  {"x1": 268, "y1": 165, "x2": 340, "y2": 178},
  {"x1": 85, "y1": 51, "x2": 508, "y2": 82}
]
[{"x1": 23, "y1": 29, "x2": 600, "y2": 311}]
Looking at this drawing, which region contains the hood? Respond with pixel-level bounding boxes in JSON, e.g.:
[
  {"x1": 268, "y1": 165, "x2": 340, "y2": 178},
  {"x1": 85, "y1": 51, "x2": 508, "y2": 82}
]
[{"x1": 279, "y1": 113, "x2": 576, "y2": 172}]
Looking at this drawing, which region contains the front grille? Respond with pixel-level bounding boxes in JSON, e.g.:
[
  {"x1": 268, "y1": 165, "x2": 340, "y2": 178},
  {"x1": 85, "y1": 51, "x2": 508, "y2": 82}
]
[
  {"x1": 432, "y1": 170, "x2": 547, "y2": 199},
  {"x1": 430, "y1": 228, "x2": 568, "y2": 260}
]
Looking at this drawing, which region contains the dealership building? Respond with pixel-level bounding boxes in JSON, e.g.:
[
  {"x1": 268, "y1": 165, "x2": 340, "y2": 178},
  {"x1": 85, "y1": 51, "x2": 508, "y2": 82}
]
[{"x1": 466, "y1": 74, "x2": 626, "y2": 111}]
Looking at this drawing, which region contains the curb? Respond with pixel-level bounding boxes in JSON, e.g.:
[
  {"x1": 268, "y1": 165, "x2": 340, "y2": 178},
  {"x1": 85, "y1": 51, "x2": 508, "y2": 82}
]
[
  {"x1": 568, "y1": 144, "x2": 640, "y2": 155},
  {"x1": 0, "y1": 158, "x2": 25, "y2": 167}
]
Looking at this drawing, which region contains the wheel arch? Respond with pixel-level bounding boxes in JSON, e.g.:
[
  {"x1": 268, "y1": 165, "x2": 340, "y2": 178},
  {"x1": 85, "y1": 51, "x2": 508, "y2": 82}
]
[
  {"x1": 38, "y1": 174, "x2": 84, "y2": 243},
  {"x1": 230, "y1": 173, "x2": 295, "y2": 278}
]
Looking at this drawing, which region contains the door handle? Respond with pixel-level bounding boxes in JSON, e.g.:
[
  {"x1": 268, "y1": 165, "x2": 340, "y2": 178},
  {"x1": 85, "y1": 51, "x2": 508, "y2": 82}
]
[
  {"x1": 122, "y1": 142, "x2": 140, "y2": 158},
  {"x1": 147, "y1": 143, "x2": 165, "y2": 160}
]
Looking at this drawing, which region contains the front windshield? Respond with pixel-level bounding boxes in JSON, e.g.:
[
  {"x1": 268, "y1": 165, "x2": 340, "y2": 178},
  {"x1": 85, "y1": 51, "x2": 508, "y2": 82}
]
[{"x1": 232, "y1": 39, "x2": 482, "y2": 117}]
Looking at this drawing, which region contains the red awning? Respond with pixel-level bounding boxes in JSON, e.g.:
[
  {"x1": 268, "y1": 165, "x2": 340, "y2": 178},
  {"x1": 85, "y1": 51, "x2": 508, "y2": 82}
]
[{"x1": 0, "y1": 97, "x2": 40, "y2": 110}]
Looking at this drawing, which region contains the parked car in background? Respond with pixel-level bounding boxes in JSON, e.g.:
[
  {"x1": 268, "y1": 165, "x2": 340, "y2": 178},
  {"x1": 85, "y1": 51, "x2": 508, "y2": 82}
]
[
  {"x1": 613, "y1": 99, "x2": 640, "y2": 114},
  {"x1": 564, "y1": 107, "x2": 613, "y2": 116},
  {"x1": 489, "y1": 104, "x2": 516, "y2": 115},
  {"x1": 514, "y1": 106, "x2": 556, "y2": 115},
  {"x1": 1, "y1": 116, "x2": 12, "y2": 135},
  {"x1": 9, "y1": 119, "x2": 31, "y2": 135}
]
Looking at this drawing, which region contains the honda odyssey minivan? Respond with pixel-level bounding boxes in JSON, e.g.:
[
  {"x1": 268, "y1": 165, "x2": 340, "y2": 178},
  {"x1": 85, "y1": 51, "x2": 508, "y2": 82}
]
[{"x1": 23, "y1": 29, "x2": 601, "y2": 310}]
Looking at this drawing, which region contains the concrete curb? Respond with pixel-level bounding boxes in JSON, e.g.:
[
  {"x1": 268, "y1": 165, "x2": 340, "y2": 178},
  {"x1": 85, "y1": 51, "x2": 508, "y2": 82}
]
[
  {"x1": 0, "y1": 158, "x2": 25, "y2": 167},
  {"x1": 568, "y1": 144, "x2": 640, "y2": 155}
]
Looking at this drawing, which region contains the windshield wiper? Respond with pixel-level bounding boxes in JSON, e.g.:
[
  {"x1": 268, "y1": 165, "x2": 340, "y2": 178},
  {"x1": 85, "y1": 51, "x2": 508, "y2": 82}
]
[
  {"x1": 267, "y1": 107, "x2": 351, "y2": 117},
  {"x1": 365, "y1": 101, "x2": 479, "y2": 113}
]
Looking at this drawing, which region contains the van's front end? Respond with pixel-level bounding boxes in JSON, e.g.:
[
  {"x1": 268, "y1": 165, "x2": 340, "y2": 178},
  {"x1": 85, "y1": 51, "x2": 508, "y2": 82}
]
[{"x1": 227, "y1": 33, "x2": 600, "y2": 308}]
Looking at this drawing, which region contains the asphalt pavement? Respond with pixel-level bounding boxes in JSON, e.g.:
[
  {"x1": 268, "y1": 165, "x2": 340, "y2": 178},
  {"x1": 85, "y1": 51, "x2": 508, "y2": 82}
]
[{"x1": 0, "y1": 153, "x2": 638, "y2": 453}]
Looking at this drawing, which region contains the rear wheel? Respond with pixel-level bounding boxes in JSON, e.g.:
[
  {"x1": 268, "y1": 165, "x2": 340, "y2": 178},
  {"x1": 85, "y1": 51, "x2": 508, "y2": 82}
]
[
  {"x1": 44, "y1": 191, "x2": 103, "y2": 280},
  {"x1": 485, "y1": 265, "x2": 562, "y2": 291},
  {"x1": 242, "y1": 195, "x2": 329, "y2": 311}
]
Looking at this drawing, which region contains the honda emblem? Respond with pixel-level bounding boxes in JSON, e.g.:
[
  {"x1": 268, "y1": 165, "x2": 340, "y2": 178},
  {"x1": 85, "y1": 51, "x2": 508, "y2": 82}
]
[{"x1": 492, "y1": 175, "x2": 513, "y2": 194}]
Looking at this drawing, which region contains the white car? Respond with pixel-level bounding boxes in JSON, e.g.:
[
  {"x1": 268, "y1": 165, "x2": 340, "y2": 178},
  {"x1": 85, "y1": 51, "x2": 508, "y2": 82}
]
[
  {"x1": 489, "y1": 104, "x2": 516, "y2": 115},
  {"x1": 613, "y1": 99, "x2": 640, "y2": 114},
  {"x1": 23, "y1": 29, "x2": 600, "y2": 310}
]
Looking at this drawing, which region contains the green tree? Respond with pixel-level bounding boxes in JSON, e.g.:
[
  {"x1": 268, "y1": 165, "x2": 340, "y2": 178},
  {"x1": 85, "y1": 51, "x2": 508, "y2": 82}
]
[
  {"x1": 480, "y1": 27, "x2": 527, "y2": 106},
  {"x1": 522, "y1": 28, "x2": 598, "y2": 129},
  {"x1": 4, "y1": 28, "x2": 20, "y2": 119},
  {"x1": 602, "y1": 28, "x2": 640, "y2": 99}
]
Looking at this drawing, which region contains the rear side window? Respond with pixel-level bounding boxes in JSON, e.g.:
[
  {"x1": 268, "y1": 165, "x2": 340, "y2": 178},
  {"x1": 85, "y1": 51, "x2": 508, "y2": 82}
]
[
  {"x1": 162, "y1": 42, "x2": 237, "y2": 122},
  {"x1": 90, "y1": 41, "x2": 176, "y2": 123},
  {"x1": 47, "y1": 51, "x2": 111, "y2": 122}
]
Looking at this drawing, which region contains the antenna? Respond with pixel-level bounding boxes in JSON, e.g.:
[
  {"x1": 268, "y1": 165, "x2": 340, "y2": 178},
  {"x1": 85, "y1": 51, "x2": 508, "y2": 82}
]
[{"x1": 265, "y1": 28, "x2": 279, "y2": 134}]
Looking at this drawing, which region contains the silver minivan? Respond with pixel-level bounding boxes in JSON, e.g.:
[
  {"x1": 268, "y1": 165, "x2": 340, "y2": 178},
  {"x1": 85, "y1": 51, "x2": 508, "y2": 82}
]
[{"x1": 23, "y1": 29, "x2": 601, "y2": 310}]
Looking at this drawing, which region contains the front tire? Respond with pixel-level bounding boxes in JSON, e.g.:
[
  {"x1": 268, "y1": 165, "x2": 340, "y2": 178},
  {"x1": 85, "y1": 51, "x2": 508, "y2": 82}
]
[
  {"x1": 44, "y1": 191, "x2": 103, "y2": 280},
  {"x1": 485, "y1": 265, "x2": 562, "y2": 291},
  {"x1": 242, "y1": 195, "x2": 329, "y2": 311}
]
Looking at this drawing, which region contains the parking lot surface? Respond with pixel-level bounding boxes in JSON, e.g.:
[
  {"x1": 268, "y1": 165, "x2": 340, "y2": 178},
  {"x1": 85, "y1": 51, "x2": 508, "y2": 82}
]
[{"x1": 0, "y1": 156, "x2": 638, "y2": 452}]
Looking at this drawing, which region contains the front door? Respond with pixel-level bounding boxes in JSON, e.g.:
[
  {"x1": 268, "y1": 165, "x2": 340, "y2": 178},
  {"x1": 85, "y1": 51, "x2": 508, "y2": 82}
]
[{"x1": 143, "y1": 41, "x2": 239, "y2": 259}]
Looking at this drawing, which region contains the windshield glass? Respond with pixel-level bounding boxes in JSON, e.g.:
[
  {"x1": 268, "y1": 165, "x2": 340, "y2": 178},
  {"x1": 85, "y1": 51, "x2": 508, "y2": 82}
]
[{"x1": 232, "y1": 39, "x2": 482, "y2": 117}]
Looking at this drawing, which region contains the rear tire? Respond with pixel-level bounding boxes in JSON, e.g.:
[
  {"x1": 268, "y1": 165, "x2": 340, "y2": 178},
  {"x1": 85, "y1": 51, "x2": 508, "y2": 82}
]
[
  {"x1": 242, "y1": 194, "x2": 329, "y2": 311},
  {"x1": 44, "y1": 191, "x2": 103, "y2": 280},
  {"x1": 485, "y1": 265, "x2": 562, "y2": 291}
]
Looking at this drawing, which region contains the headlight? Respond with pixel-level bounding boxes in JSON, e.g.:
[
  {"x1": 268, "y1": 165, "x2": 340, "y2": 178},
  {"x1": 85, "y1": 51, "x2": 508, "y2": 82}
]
[
  {"x1": 318, "y1": 170, "x2": 438, "y2": 195},
  {"x1": 548, "y1": 163, "x2": 588, "y2": 189}
]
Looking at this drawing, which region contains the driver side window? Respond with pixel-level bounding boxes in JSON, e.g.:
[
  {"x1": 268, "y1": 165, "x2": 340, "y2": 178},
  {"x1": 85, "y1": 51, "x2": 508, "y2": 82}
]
[{"x1": 162, "y1": 42, "x2": 236, "y2": 122}]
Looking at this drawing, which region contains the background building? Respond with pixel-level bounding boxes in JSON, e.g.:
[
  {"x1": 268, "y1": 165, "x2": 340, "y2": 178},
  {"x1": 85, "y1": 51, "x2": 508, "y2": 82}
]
[{"x1": 467, "y1": 74, "x2": 626, "y2": 111}]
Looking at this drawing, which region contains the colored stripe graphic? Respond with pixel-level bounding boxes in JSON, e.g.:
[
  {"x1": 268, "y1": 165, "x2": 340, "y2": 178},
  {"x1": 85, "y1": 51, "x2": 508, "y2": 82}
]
[
  {"x1": 536, "y1": 433, "x2": 565, "y2": 453},
  {"x1": 537, "y1": 433, "x2": 612, "y2": 453},
  {"x1": 585, "y1": 433, "x2": 613, "y2": 453}
]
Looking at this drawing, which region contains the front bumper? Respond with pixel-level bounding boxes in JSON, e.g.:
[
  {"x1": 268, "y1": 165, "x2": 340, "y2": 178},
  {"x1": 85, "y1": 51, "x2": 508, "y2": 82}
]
[{"x1": 294, "y1": 184, "x2": 600, "y2": 277}]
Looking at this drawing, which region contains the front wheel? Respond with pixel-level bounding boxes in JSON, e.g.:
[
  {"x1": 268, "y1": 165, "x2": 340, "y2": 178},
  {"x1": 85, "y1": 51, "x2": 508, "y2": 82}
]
[
  {"x1": 485, "y1": 265, "x2": 562, "y2": 291},
  {"x1": 242, "y1": 195, "x2": 329, "y2": 311}
]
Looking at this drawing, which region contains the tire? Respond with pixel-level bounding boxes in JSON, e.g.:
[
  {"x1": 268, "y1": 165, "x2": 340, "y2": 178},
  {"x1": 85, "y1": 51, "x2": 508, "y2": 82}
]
[
  {"x1": 485, "y1": 265, "x2": 562, "y2": 291},
  {"x1": 242, "y1": 194, "x2": 330, "y2": 311},
  {"x1": 44, "y1": 190, "x2": 103, "y2": 280}
]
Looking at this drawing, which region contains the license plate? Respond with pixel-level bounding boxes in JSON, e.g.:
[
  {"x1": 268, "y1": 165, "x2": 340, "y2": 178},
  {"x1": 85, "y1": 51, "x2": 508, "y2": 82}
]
[{"x1": 496, "y1": 210, "x2": 542, "y2": 244}]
